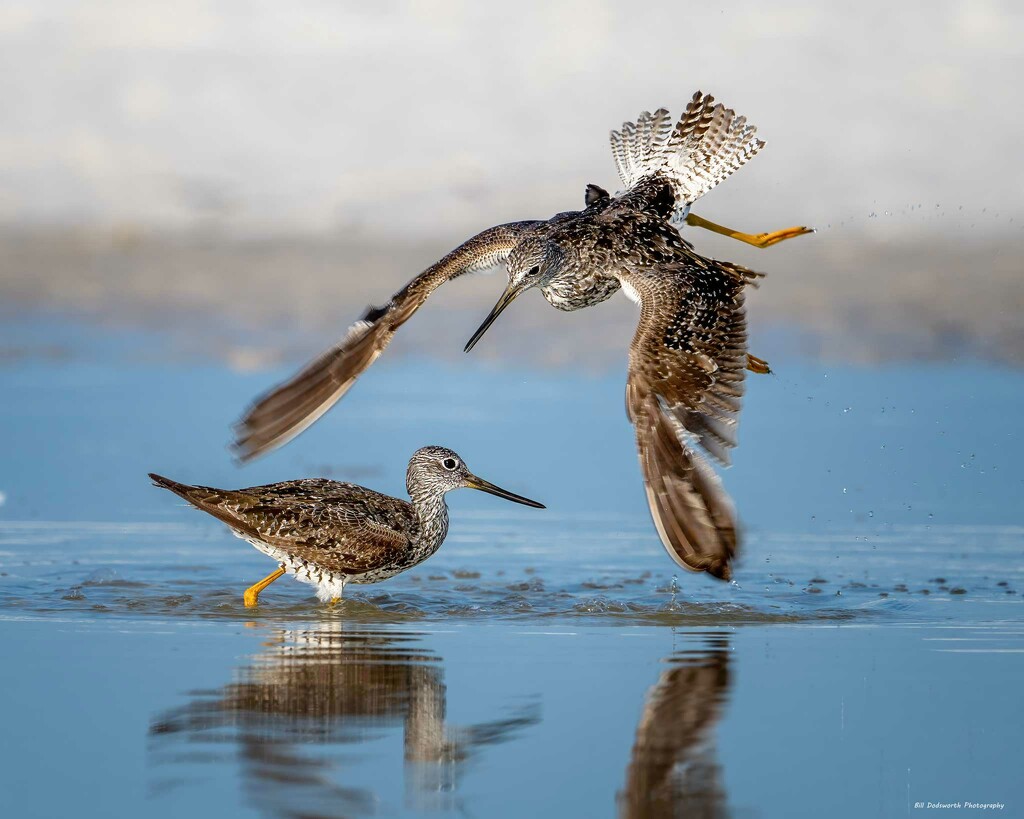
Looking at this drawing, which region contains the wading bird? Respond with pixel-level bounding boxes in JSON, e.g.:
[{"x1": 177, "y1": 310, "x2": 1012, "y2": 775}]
[
  {"x1": 150, "y1": 446, "x2": 544, "y2": 606},
  {"x1": 234, "y1": 92, "x2": 811, "y2": 581}
]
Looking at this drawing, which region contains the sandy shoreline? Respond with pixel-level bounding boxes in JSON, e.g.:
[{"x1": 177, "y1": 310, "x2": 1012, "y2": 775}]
[{"x1": 2, "y1": 226, "x2": 1021, "y2": 369}]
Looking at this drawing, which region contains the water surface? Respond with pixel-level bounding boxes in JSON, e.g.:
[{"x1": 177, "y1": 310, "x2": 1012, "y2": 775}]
[{"x1": 1, "y1": 319, "x2": 1021, "y2": 817}]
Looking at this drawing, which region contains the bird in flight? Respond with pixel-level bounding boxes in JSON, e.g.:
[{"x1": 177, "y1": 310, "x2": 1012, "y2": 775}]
[
  {"x1": 150, "y1": 447, "x2": 544, "y2": 606},
  {"x1": 233, "y1": 91, "x2": 811, "y2": 581}
]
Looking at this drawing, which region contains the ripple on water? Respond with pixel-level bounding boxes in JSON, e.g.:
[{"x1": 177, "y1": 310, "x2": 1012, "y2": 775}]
[{"x1": 0, "y1": 519, "x2": 1021, "y2": 626}]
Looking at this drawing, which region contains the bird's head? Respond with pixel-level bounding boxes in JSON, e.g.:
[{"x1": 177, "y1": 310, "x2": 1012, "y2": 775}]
[
  {"x1": 407, "y1": 446, "x2": 545, "y2": 508},
  {"x1": 464, "y1": 237, "x2": 567, "y2": 352}
]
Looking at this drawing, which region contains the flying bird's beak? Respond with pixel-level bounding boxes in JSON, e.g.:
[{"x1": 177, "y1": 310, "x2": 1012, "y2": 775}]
[
  {"x1": 464, "y1": 284, "x2": 523, "y2": 353},
  {"x1": 465, "y1": 474, "x2": 545, "y2": 508}
]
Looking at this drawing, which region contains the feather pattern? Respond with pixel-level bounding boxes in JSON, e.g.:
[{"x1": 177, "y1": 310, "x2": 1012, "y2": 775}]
[
  {"x1": 230, "y1": 90, "x2": 785, "y2": 582},
  {"x1": 609, "y1": 91, "x2": 765, "y2": 225},
  {"x1": 618, "y1": 255, "x2": 759, "y2": 579},
  {"x1": 150, "y1": 446, "x2": 543, "y2": 602},
  {"x1": 233, "y1": 221, "x2": 542, "y2": 461}
]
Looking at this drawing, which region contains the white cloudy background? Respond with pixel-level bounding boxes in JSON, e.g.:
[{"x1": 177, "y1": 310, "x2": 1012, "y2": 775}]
[{"x1": 1, "y1": 0, "x2": 1021, "y2": 239}]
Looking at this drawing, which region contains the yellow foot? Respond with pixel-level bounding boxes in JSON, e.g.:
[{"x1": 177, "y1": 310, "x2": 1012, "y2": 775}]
[
  {"x1": 685, "y1": 213, "x2": 814, "y2": 249},
  {"x1": 746, "y1": 354, "x2": 772, "y2": 375},
  {"x1": 243, "y1": 566, "x2": 285, "y2": 608},
  {"x1": 746, "y1": 225, "x2": 815, "y2": 249}
]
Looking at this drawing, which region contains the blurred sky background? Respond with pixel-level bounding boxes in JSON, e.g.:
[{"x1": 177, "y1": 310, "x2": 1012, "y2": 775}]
[{"x1": 1, "y1": 0, "x2": 1022, "y2": 365}]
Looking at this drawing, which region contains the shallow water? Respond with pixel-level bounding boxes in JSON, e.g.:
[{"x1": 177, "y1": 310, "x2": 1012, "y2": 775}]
[{"x1": 1, "y1": 319, "x2": 1022, "y2": 817}]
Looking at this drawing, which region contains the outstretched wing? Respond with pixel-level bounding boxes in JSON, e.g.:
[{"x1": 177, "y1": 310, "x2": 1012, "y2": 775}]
[
  {"x1": 233, "y1": 221, "x2": 541, "y2": 461},
  {"x1": 620, "y1": 255, "x2": 762, "y2": 580},
  {"x1": 609, "y1": 91, "x2": 764, "y2": 225}
]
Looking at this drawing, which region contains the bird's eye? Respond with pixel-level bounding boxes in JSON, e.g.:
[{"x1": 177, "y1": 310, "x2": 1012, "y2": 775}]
[
  {"x1": 529, "y1": 266, "x2": 540, "y2": 276},
  {"x1": 442, "y1": 458, "x2": 458, "y2": 470}
]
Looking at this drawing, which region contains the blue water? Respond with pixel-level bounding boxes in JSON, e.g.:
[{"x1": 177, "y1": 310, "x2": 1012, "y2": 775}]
[{"x1": 1, "y1": 318, "x2": 1022, "y2": 817}]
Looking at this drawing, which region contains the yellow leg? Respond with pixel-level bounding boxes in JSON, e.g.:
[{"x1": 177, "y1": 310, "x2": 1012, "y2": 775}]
[
  {"x1": 243, "y1": 566, "x2": 285, "y2": 608},
  {"x1": 686, "y1": 212, "x2": 813, "y2": 249},
  {"x1": 328, "y1": 584, "x2": 346, "y2": 606},
  {"x1": 746, "y1": 354, "x2": 772, "y2": 375}
]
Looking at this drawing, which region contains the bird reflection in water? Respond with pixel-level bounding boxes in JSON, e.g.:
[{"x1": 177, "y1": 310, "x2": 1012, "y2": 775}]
[
  {"x1": 149, "y1": 625, "x2": 539, "y2": 817},
  {"x1": 618, "y1": 631, "x2": 733, "y2": 819}
]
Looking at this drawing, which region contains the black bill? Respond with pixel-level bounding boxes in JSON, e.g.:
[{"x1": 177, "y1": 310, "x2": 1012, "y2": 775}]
[
  {"x1": 464, "y1": 285, "x2": 521, "y2": 353},
  {"x1": 466, "y1": 475, "x2": 545, "y2": 509}
]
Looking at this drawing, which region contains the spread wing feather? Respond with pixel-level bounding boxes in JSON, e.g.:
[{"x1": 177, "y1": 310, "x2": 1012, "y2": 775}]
[
  {"x1": 233, "y1": 221, "x2": 541, "y2": 461},
  {"x1": 620, "y1": 255, "x2": 762, "y2": 580},
  {"x1": 610, "y1": 91, "x2": 764, "y2": 225}
]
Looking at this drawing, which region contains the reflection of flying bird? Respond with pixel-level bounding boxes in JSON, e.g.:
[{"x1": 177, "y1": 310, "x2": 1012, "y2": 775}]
[
  {"x1": 618, "y1": 633, "x2": 732, "y2": 818},
  {"x1": 149, "y1": 627, "x2": 539, "y2": 817},
  {"x1": 234, "y1": 92, "x2": 811, "y2": 580},
  {"x1": 149, "y1": 446, "x2": 543, "y2": 606}
]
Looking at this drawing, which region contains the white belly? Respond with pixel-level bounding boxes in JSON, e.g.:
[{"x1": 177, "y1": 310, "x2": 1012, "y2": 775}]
[
  {"x1": 233, "y1": 530, "x2": 347, "y2": 602},
  {"x1": 621, "y1": 279, "x2": 642, "y2": 304}
]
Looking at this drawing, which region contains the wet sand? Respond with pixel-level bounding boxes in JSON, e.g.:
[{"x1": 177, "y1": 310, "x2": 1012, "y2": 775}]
[{"x1": 2, "y1": 225, "x2": 1023, "y2": 370}]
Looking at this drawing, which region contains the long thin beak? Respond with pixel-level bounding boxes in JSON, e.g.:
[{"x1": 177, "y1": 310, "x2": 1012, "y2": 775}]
[
  {"x1": 464, "y1": 284, "x2": 522, "y2": 353},
  {"x1": 465, "y1": 474, "x2": 545, "y2": 508}
]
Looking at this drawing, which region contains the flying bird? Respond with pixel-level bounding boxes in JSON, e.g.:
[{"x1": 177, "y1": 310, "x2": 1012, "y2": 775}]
[
  {"x1": 150, "y1": 446, "x2": 544, "y2": 606},
  {"x1": 233, "y1": 92, "x2": 811, "y2": 581}
]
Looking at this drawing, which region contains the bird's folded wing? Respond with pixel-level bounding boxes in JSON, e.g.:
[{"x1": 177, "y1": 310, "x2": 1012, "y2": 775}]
[
  {"x1": 621, "y1": 256, "x2": 760, "y2": 580},
  {"x1": 259, "y1": 506, "x2": 411, "y2": 575},
  {"x1": 233, "y1": 221, "x2": 542, "y2": 461},
  {"x1": 195, "y1": 486, "x2": 412, "y2": 574}
]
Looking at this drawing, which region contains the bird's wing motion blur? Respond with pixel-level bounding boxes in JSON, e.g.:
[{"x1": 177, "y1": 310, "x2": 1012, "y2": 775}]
[
  {"x1": 621, "y1": 256, "x2": 762, "y2": 580},
  {"x1": 149, "y1": 474, "x2": 412, "y2": 573},
  {"x1": 610, "y1": 91, "x2": 763, "y2": 226},
  {"x1": 233, "y1": 221, "x2": 542, "y2": 461}
]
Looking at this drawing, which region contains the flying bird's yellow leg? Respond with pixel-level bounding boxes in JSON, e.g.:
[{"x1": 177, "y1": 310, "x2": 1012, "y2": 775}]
[
  {"x1": 686, "y1": 213, "x2": 813, "y2": 249},
  {"x1": 243, "y1": 566, "x2": 285, "y2": 607},
  {"x1": 746, "y1": 354, "x2": 772, "y2": 374}
]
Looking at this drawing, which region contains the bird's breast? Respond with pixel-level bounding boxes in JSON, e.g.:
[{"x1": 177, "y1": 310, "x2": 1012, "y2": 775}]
[{"x1": 541, "y1": 268, "x2": 621, "y2": 312}]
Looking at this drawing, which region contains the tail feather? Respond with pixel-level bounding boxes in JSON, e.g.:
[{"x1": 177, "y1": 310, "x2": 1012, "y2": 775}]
[
  {"x1": 610, "y1": 91, "x2": 765, "y2": 222},
  {"x1": 149, "y1": 473, "x2": 200, "y2": 503},
  {"x1": 634, "y1": 110, "x2": 655, "y2": 171},
  {"x1": 149, "y1": 472, "x2": 230, "y2": 507}
]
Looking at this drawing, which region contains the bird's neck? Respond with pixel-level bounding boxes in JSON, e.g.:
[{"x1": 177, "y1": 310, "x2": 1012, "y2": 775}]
[{"x1": 407, "y1": 484, "x2": 450, "y2": 552}]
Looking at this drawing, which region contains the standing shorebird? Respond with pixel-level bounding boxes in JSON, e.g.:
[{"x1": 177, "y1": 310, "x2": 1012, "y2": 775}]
[
  {"x1": 234, "y1": 91, "x2": 811, "y2": 581},
  {"x1": 149, "y1": 446, "x2": 544, "y2": 606}
]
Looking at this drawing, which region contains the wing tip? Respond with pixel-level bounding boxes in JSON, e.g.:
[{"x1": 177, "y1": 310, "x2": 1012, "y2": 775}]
[
  {"x1": 705, "y1": 557, "x2": 734, "y2": 582},
  {"x1": 668, "y1": 539, "x2": 736, "y2": 581},
  {"x1": 633, "y1": 392, "x2": 740, "y2": 582}
]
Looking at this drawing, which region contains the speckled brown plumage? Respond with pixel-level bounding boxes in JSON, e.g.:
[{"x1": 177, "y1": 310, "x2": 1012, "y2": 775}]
[
  {"x1": 232, "y1": 91, "x2": 810, "y2": 581},
  {"x1": 150, "y1": 446, "x2": 543, "y2": 603}
]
